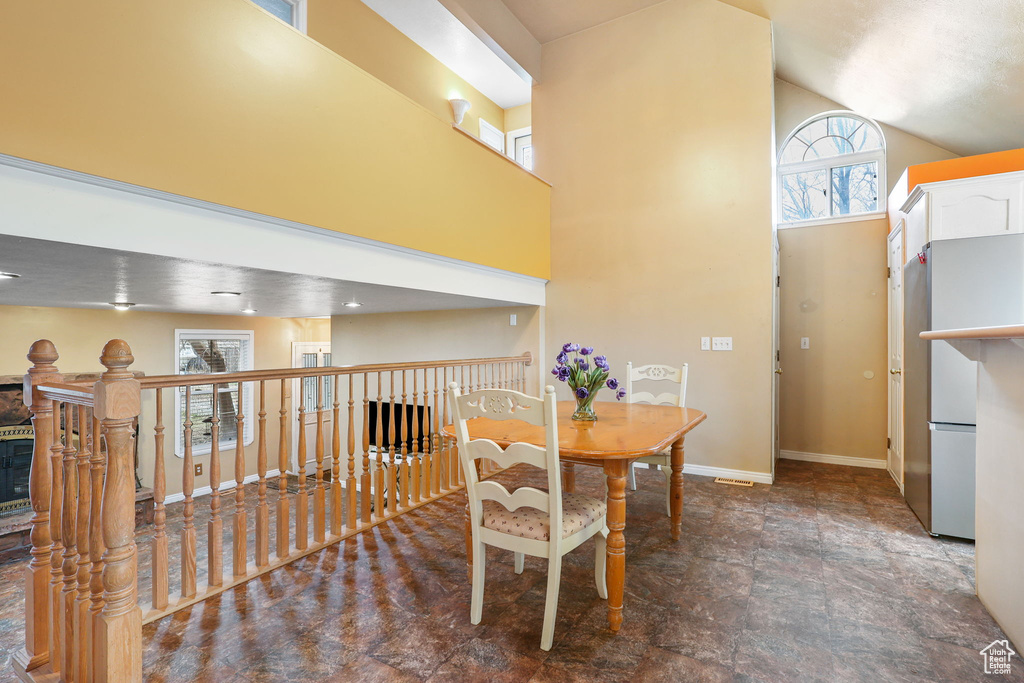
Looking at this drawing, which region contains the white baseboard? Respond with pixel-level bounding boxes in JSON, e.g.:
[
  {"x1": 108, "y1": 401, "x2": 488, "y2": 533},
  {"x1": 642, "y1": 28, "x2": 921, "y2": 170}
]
[
  {"x1": 780, "y1": 450, "x2": 886, "y2": 469},
  {"x1": 887, "y1": 466, "x2": 905, "y2": 493},
  {"x1": 165, "y1": 469, "x2": 282, "y2": 504},
  {"x1": 682, "y1": 463, "x2": 774, "y2": 485}
]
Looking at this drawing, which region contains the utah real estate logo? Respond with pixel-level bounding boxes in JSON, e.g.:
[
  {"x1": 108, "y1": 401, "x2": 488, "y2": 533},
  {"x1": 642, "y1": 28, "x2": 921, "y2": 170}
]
[{"x1": 980, "y1": 640, "x2": 1016, "y2": 675}]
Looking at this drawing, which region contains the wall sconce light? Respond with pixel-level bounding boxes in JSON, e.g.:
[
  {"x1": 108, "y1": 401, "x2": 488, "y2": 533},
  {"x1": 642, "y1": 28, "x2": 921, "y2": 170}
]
[{"x1": 449, "y1": 98, "x2": 471, "y2": 126}]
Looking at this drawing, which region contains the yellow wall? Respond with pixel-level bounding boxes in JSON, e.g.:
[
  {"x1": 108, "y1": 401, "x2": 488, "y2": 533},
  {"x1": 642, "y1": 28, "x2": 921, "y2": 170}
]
[
  {"x1": 535, "y1": 0, "x2": 776, "y2": 476},
  {"x1": 0, "y1": 305, "x2": 329, "y2": 496},
  {"x1": 504, "y1": 104, "x2": 532, "y2": 133},
  {"x1": 308, "y1": 0, "x2": 506, "y2": 138},
  {"x1": 775, "y1": 79, "x2": 956, "y2": 461},
  {"x1": 0, "y1": 0, "x2": 550, "y2": 278}
]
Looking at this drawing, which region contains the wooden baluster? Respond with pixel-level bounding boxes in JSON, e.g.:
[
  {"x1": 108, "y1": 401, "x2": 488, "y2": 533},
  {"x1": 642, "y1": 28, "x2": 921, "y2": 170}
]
[
  {"x1": 255, "y1": 381, "x2": 270, "y2": 568},
  {"x1": 88, "y1": 413, "x2": 105, "y2": 680},
  {"x1": 314, "y1": 376, "x2": 326, "y2": 543},
  {"x1": 95, "y1": 339, "x2": 143, "y2": 681},
  {"x1": 233, "y1": 384, "x2": 247, "y2": 578},
  {"x1": 48, "y1": 399, "x2": 64, "y2": 674},
  {"x1": 388, "y1": 372, "x2": 398, "y2": 514},
  {"x1": 296, "y1": 379, "x2": 308, "y2": 551},
  {"x1": 346, "y1": 375, "x2": 357, "y2": 529},
  {"x1": 74, "y1": 406, "x2": 93, "y2": 682},
  {"x1": 151, "y1": 391, "x2": 168, "y2": 611},
  {"x1": 361, "y1": 374, "x2": 371, "y2": 524},
  {"x1": 276, "y1": 379, "x2": 290, "y2": 560},
  {"x1": 332, "y1": 374, "x2": 343, "y2": 536},
  {"x1": 14, "y1": 340, "x2": 61, "y2": 677},
  {"x1": 208, "y1": 383, "x2": 223, "y2": 587},
  {"x1": 400, "y1": 370, "x2": 410, "y2": 509},
  {"x1": 60, "y1": 403, "x2": 78, "y2": 679},
  {"x1": 431, "y1": 367, "x2": 441, "y2": 494},
  {"x1": 181, "y1": 387, "x2": 197, "y2": 599},
  {"x1": 447, "y1": 370, "x2": 458, "y2": 486},
  {"x1": 412, "y1": 369, "x2": 423, "y2": 503},
  {"x1": 374, "y1": 373, "x2": 384, "y2": 518}
]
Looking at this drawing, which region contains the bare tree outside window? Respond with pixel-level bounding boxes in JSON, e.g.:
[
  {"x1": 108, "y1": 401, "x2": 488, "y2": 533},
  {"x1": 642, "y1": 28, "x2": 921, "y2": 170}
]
[{"x1": 779, "y1": 112, "x2": 884, "y2": 225}]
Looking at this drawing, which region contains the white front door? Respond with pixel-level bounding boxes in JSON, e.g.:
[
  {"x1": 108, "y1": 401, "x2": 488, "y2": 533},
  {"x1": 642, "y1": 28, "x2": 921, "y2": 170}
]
[
  {"x1": 291, "y1": 342, "x2": 332, "y2": 474},
  {"x1": 887, "y1": 225, "x2": 904, "y2": 490}
]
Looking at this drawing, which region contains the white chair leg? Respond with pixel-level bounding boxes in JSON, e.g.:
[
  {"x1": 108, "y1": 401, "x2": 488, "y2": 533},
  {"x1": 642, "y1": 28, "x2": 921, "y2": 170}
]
[
  {"x1": 661, "y1": 465, "x2": 672, "y2": 517},
  {"x1": 540, "y1": 553, "x2": 563, "y2": 651},
  {"x1": 628, "y1": 462, "x2": 637, "y2": 491},
  {"x1": 594, "y1": 529, "x2": 608, "y2": 600},
  {"x1": 470, "y1": 541, "x2": 486, "y2": 625},
  {"x1": 514, "y1": 551, "x2": 525, "y2": 574}
]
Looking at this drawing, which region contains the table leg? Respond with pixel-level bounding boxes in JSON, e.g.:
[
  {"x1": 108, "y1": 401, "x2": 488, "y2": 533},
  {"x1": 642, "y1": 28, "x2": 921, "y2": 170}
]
[
  {"x1": 562, "y1": 462, "x2": 576, "y2": 493},
  {"x1": 670, "y1": 437, "x2": 685, "y2": 541},
  {"x1": 603, "y1": 460, "x2": 627, "y2": 632}
]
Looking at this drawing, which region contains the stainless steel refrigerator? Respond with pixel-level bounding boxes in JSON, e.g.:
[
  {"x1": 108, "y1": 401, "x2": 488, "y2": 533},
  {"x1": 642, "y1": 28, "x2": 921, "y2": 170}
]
[{"x1": 903, "y1": 233, "x2": 1024, "y2": 539}]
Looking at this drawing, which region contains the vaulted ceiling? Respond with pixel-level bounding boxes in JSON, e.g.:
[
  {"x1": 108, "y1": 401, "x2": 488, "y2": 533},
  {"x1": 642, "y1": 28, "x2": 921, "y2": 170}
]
[{"x1": 496, "y1": 0, "x2": 1024, "y2": 157}]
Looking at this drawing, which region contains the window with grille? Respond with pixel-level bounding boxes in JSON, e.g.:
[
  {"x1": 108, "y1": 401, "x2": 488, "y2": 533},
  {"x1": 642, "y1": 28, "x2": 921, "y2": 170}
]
[
  {"x1": 249, "y1": 0, "x2": 307, "y2": 32},
  {"x1": 778, "y1": 112, "x2": 886, "y2": 226},
  {"x1": 174, "y1": 330, "x2": 255, "y2": 457}
]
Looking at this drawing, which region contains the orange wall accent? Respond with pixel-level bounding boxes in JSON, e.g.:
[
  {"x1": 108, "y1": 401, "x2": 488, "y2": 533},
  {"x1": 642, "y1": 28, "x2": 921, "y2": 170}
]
[
  {"x1": 908, "y1": 148, "x2": 1024, "y2": 191},
  {"x1": 0, "y1": 0, "x2": 550, "y2": 279}
]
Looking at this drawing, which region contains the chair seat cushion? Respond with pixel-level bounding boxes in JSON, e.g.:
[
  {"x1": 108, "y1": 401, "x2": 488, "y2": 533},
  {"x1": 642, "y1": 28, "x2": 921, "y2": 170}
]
[{"x1": 482, "y1": 492, "x2": 606, "y2": 541}]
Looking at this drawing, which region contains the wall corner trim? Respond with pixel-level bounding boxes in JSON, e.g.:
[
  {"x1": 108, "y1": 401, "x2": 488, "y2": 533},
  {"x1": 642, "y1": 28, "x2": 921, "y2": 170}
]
[{"x1": 780, "y1": 450, "x2": 887, "y2": 469}]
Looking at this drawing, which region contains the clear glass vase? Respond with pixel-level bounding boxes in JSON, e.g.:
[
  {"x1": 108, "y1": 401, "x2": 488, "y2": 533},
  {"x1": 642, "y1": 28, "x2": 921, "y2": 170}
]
[{"x1": 571, "y1": 394, "x2": 598, "y2": 421}]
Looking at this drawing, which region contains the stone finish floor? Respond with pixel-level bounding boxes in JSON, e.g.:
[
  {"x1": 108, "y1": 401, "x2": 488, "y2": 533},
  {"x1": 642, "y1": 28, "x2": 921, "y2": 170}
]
[{"x1": 1, "y1": 459, "x2": 1021, "y2": 682}]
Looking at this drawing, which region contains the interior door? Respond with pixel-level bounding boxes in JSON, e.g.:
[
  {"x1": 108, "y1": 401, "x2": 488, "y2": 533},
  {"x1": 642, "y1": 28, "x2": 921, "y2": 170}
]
[
  {"x1": 291, "y1": 342, "x2": 333, "y2": 474},
  {"x1": 771, "y1": 234, "x2": 782, "y2": 479},
  {"x1": 887, "y1": 224, "x2": 904, "y2": 490}
]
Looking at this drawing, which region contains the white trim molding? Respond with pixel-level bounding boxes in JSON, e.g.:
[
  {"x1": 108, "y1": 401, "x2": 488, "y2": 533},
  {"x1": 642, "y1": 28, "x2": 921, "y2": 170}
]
[
  {"x1": 682, "y1": 463, "x2": 774, "y2": 485},
  {"x1": 780, "y1": 450, "x2": 887, "y2": 469}
]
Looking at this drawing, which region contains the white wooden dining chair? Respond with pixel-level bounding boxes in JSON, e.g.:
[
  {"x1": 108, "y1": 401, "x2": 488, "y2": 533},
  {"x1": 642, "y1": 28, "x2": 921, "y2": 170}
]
[
  {"x1": 625, "y1": 362, "x2": 688, "y2": 515},
  {"x1": 449, "y1": 383, "x2": 608, "y2": 651}
]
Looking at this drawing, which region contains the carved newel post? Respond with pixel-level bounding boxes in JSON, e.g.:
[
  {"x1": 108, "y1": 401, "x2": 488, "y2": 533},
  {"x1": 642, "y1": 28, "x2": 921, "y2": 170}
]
[
  {"x1": 94, "y1": 340, "x2": 142, "y2": 682},
  {"x1": 14, "y1": 341, "x2": 63, "y2": 676}
]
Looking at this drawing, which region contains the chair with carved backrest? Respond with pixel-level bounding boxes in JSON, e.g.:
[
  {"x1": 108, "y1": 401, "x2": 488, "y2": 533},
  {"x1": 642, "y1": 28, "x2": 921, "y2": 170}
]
[
  {"x1": 625, "y1": 362, "x2": 688, "y2": 515},
  {"x1": 448, "y1": 383, "x2": 608, "y2": 651}
]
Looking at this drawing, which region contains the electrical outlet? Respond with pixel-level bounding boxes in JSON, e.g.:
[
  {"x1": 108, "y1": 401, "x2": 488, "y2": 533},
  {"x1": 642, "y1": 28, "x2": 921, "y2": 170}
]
[
  {"x1": 700, "y1": 337, "x2": 711, "y2": 351},
  {"x1": 509, "y1": 314, "x2": 517, "y2": 326},
  {"x1": 712, "y1": 336, "x2": 733, "y2": 351},
  {"x1": 194, "y1": 463, "x2": 203, "y2": 476},
  {"x1": 800, "y1": 337, "x2": 810, "y2": 349}
]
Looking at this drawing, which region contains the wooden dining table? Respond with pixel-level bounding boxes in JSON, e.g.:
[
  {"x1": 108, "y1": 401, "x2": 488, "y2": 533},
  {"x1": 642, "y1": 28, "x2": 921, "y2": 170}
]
[{"x1": 443, "y1": 401, "x2": 707, "y2": 632}]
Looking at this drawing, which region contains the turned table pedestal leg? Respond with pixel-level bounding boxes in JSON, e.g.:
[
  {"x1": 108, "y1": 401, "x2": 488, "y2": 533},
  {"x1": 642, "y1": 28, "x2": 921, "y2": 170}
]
[
  {"x1": 670, "y1": 437, "x2": 685, "y2": 541},
  {"x1": 603, "y1": 460, "x2": 628, "y2": 632},
  {"x1": 561, "y1": 462, "x2": 576, "y2": 493}
]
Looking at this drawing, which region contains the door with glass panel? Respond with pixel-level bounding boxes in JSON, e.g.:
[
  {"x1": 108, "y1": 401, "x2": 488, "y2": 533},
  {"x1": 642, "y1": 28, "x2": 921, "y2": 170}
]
[{"x1": 290, "y1": 343, "x2": 332, "y2": 474}]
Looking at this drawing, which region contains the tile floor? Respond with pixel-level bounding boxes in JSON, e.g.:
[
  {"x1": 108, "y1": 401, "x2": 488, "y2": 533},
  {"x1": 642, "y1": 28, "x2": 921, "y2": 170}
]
[{"x1": 1, "y1": 459, "x2": 1021, "y2": 682}]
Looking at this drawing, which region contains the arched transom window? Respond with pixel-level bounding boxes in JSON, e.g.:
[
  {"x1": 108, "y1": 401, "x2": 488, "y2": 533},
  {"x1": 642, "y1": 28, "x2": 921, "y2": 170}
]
[{"x1": 778, "y1": 112, "x2": 886, "y2": 225}]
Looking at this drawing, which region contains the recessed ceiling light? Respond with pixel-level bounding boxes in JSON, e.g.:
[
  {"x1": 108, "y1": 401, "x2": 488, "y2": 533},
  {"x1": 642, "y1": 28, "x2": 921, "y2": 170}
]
[
  {"x1": 212, "y1": 291, "x2": 241, "y2": 297},
  {"x1": 109, "y1": 302, "x2": 135, "y2": 311},
  {"x1": 241, "y1": 308, "x2": 257, "y2": 314},
  {"x1": 0, "y1": 272, "x2": 21, "y2": 279},
  {"x1": 343, "y1": 302, "x2": 363, "y2": 308}
]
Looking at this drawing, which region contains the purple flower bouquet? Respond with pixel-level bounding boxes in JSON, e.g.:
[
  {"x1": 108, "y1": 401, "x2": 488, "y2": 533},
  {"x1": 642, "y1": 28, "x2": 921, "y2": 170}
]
[{"x1": 550, "y1": 343, "x2": 625, "y2": 421}]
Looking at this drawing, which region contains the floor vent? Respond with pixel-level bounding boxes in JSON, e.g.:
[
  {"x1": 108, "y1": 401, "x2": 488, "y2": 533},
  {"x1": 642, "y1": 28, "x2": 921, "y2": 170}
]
[{"x1": 714, "y1": 477, "x2": 754, "y2": 487}]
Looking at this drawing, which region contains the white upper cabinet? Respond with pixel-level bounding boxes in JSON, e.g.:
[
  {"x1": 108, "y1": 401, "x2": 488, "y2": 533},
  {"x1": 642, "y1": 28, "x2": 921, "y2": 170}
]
[{"x1": 902, "y1": 171, "x2": 1024, "y2": 263}]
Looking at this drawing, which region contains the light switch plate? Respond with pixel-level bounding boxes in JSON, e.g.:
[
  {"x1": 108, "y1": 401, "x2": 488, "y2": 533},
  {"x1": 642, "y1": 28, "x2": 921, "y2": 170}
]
[
  {"x1": 800, "y1": 337, "x2": 810, "y2": 349},
  {"x1": 700, "y1": 337, "x2": 711, "y2": 351},
  {"x1": 509, "y1": 314, "x2": 517, "y2": 326},
  {"x1": 712, "y1": 336, "x2": 733, "y2": 351}
]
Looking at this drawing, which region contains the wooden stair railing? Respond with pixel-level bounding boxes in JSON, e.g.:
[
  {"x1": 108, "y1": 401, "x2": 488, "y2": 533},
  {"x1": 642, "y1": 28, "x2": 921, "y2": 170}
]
[{"x1": 14, "y1": 338, "x2": 531, "y2": 683}]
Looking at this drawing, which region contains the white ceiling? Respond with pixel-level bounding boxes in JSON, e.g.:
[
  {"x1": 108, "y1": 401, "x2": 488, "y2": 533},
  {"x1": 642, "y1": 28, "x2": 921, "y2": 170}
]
[
  {"x1": 361, "y1": 0, "x2": 532, "y2": 108},
  {"x1": 498, "y1": 0, "x2": 668, "y2": 44},
  {"x1": 0, "y1": 235, "x2": 518, "y2": 318},
  {"x1": 718, "y1": 0, "x2": 1024, "y2": 156}
]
